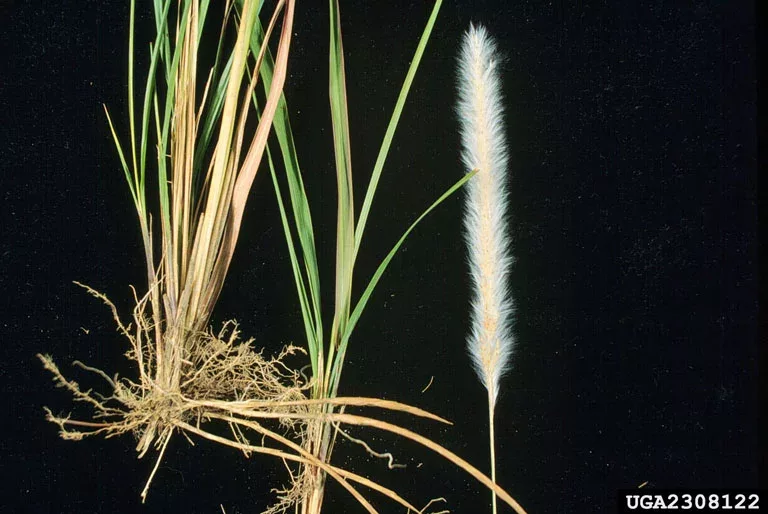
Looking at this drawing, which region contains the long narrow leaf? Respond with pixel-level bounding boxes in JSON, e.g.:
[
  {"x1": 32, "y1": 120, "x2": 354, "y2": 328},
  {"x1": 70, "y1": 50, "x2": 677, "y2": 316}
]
[
  {"x1": 103, "y1": 106, "x2": 138, "y2": 207},
  {"x1": 152, "y1": 0, "x2": 172, "y2": 80},
  {"x1": 327, "y1": 0, "x2": 355, "y2": 363},
  {"x1": 127, "y1": 0, "x2": 138, "y2": 189}
]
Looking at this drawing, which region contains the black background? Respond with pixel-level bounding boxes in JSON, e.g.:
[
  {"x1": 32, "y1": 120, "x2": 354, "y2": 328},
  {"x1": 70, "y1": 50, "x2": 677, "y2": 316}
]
[{"x1": 0, "y1": 1, "x2": 760, "y2": 513}]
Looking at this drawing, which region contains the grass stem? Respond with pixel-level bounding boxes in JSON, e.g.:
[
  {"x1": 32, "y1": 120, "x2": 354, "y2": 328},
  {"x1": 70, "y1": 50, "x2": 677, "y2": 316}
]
[{"x1": 489, "y1": 394, "x2": 498, "y2": 514}]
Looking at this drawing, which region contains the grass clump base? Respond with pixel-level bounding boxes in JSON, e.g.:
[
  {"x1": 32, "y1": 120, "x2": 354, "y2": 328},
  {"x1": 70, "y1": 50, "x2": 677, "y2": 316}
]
[{"x1": 38, "y1": 285, "x2": 493, "y2": 513}]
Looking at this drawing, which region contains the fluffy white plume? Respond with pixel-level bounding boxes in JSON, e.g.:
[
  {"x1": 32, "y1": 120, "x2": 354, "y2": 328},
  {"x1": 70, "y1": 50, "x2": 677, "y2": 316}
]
[{"x1": 457, "y1": 24, "x2": 513, "y2": 408}]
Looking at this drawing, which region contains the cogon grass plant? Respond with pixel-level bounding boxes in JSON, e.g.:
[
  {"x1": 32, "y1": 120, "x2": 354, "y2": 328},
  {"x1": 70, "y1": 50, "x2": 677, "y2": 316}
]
[{"x1": 38, "y1": 1, "x2": 530, "y2": 512}]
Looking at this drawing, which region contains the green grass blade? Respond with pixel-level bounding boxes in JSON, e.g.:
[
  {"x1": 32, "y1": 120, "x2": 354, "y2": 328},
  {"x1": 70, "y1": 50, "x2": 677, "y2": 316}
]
[
  {"x1": 103, "y1": 106, "x2": 138, "y2": 208},
  {"x1": 330, "y1": 170, "x2": 477, "y2": 393},
  {"x1": 198, "y1": 0, "x2": 211, "y2": 38},
  {"x1": 353, "y1": 0, "x2": 443, "y2": 261},
  {"x1": 127, "y1": 0, "x2": 145, "y2": 211},
  {"x1": 128, "y1": 0, "x2": 138, "y2": 184},
  {"x1": 328, "y1": 0, "x2": 355, "y2": 356},
  {"x1": 152, "y1": 0, "x2": 172, "y2": 80}
]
